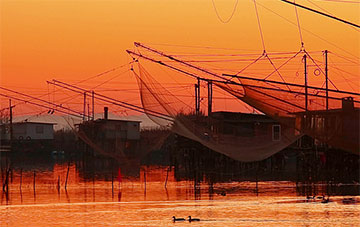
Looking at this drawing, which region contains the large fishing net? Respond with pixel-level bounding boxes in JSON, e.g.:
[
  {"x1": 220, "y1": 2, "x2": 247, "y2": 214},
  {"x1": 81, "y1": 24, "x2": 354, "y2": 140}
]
[
  {"x1": 130, "y1": 44, "x2": 359, "y2": 159},
  {"x1": 135, "y1": 64, "x2": 302, "y2": 162}
]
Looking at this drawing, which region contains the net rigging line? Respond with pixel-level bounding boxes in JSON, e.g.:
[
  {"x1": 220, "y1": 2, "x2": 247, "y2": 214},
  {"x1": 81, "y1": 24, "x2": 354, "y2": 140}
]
[
  {"x1": 0, "y1": 93, "x2": 83, "y2": 119},
  {"x1": 304, "y1": 50, "x2": 339, "y2": 90},
  {"x1": 132, "y1": 65, "x2": 193, "y2": 112},
  {"x1": 234, "y1": 54, "x2": 264, "y2": 77},
  {"x1": 74, "y1": 61, "x2": 135, "y2": 85},
  {"x1": 263, "y1": 50, "x2": 302, "y2": 80},
  {"x1": 305, "y1": 0, "x2": 359, "y2": 33},
  {"x1": 91, "y1": 69, "x2": 131, "y2": 90},
  {"x1": 0, "y1": 86, "x2": 87, "y2": 118},
  {"x1": 264, "y1": 54, "x2": 292, "y2": 91},
  {"x1": 133, "y1": 42, "x2": 228, "y2": 81},
  {"x1": 253, "y1": 0, "x2": 266, "y2": 52},
  {"x1": 280, "y1": 0, "x2": 360, "y2": 28},
  {"x1": 48, "y1": 79, "x2": 173, "y2": 122},
  {"x1": 293, "y1": 0, "x2": 304, "y2": 47},
  {"x1": 256, "y1": 1, "x2": 358, "y2": 59},
  {"x1": 319, "y1": 0, "x2": 360, "y2": 3},
  {"x1": 211, "y1": 0, "x2": 239, "y2": 23}
]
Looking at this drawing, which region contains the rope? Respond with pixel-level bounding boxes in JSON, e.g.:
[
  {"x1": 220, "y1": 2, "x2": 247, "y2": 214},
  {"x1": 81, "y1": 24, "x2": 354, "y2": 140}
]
[
  {"x1": 253, "y1": 0, "x2": 266, "y2": 52},
  {"x1": 264, "y1": 55, "x2": 292, "y2": 91},
  {"x1": 304, "y1": 50, "x2": 339, "y2": 90},
  {"x1": 264, "y1": 50, "x2": 302, "y2": 80},
  {"x1": 211, "y1": 0, "x2": 239, "y2": 23},
  {"x1": 235, "y1": 54, "x2": 264, "y2": 76},
  {"x1": 280, "y1": 0, "x2": 360, "y2": 28},
  {"x1": 320, "y1": 0, "x2": 360, "y2": 3},
  {"x1": 294, "y1": 0, "x2": 304, "y2": 48},
  {"x1": 256, "y1": 1, "x2": 359, "y2": 59},
  {"x1": 306, "y1": 0, "x2": 359, "y2": 33},
  {"x1": 92, "y1": 69, "x2": 130, "y2": 89},
  {"x1": 75, "y1": 62, "x2": 134, "y2": 85}
]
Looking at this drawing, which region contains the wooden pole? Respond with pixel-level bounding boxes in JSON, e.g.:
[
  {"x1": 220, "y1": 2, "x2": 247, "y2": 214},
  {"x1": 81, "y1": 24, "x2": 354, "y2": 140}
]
[
  {"x1": 57, "y1": 176, "x2": 60, "y2": 193},
  {"x1": 65, "y1": 162, "x2": 70, "y2": 190},
  {"x1": 325, "y1": 50, "x2": 329, "y2": 111},
  {"x1": 33, "y1": 171, "x2": 36, "y2": 192},
  {"x1": 92, "y1": 90, "x2": 95, "y2": 120},
  {"x1": 303, "y1": 54, "x2": 308, "y2": 112},
  {"x1": 9, "y1": 99, "x2": 13, "y2": 147},
  {"x1": 144, "y1": 170, "x2": 146, "y2": 192},
  {"x1": 20, "y1": 168, "x2": 22, "y2": 190},
  {"x1": 83, "y1": 92, "x2": 86, "y2": 121},
  {"x1": 208, "y1": 81, "x2": 213, "y2": 116},
  {"x1": 164, "y1": 167, "x2": 170, "y2": 189},
  {"x1": 195, "y1": 83, "x2": 198, "y2": 114},
  {"x1": 87, "y1": 103, "x2": 90, "y2": 121},
  {"x1": 111, "y1": 170, "x2": 114, "y2": 198},
  {"x1": 197, "y1": 78, "x2": 200, "y2": 112}
]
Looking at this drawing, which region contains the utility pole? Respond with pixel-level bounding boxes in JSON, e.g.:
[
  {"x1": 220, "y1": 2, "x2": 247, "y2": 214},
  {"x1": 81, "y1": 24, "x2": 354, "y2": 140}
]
[
  {"x1": 208, "y1": 81, "x2": 213, "y2": 116},
  {"x1": 303, "y1": 54, "x2": 308, "y2": 112},
  {"x1": 195, "y1": 78, "x2": 200, "y2": 115},
  {"x1": 87, "y1": 103, "x2": 90, "y2": 121},
  {"x1": 325, "y1": 50, "x2": 329, "y2": 111},
  {"x1": 195, "y1": 83, "x2": 198, "y2": 115},
  {"x1": 9, "y1": 99, "x2": 13, "y2": 145},
  {"x1": 92, "y1": 91, "x2": 95, "y2": 120},
  {"x1": 83, "y1": 92, "x2": 86, "y2": 121}
]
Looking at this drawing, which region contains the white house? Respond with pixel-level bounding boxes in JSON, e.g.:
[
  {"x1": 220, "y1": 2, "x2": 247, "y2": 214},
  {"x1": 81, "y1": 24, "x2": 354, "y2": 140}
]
[{"x1": 1, "y1": 122, "x2": 55, "y2": 141}]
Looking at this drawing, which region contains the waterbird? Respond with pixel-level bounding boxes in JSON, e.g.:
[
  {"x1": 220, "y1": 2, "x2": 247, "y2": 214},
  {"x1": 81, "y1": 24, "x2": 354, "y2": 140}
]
[
  {"x1": 321, "y1": 196, "x2": 330, "y2": 204},
  {"x1": 172, "y1": 216, "x2": 185, "y2": 222},
  {"x1": 188, "y1": 216, "x2": 200, "y2": 222}
]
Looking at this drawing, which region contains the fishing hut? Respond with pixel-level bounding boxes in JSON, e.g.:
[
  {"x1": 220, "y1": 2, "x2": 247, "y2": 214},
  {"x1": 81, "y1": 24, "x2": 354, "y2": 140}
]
[
  {"x1": 210, "y1": 111, "x2": 281, "y2": 141},
  {"x1": 0, "y1": 122, "x2": 55, "y2": 152},
  {"x1": 294, "y1": 97, "x2": 359, "y2": 155},
  {"x1": 77, "y1": 107, "x2": 141, "y2": 158}
]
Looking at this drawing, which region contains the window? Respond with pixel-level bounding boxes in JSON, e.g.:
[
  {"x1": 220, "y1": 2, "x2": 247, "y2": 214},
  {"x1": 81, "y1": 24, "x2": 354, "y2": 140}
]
[
  {"x1": 36, "y1": 125, "x2": 44, "y2": 134},
  {"x1": 272, "y1": 125, "x2": 281, "y2": 141}
]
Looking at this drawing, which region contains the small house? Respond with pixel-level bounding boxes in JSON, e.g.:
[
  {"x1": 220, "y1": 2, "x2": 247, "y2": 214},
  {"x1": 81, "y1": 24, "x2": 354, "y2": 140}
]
[
  {"x1": 77, "y1": 108, "x2": 141, "y2": 158},
  {"x1": 1, "y1": 122, "x2": 55, "y2": 141}
]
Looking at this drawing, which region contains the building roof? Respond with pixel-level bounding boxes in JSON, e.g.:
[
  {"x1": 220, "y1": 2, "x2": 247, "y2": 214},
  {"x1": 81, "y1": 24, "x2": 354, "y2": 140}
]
[
  {"x1": 292, "y1": 107, "x2": 360, "y2": 115},
  {"x1": 3, "y1": 121, "x2": 56, "y2": 126},
  {"x1": 211, "y1": 111, "x2": 277, "y2": 123},
  {"x1": 94, "y1": 119, "x2": 141, "y2": 123}
]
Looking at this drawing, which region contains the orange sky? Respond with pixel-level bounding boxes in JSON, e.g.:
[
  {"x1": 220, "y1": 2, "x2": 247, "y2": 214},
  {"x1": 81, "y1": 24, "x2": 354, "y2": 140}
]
[{"x1": 0, "y1": 0, "x2": 359, "y2": 116}]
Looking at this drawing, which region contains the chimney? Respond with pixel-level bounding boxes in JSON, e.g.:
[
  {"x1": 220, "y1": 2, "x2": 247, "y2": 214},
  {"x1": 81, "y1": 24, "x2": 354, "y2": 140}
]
[
  {"x1": 104, "y1": 107, "x2": 108, "y2": 120},
  {"x1": 342, "y1": 97, "x2": 354, "y2": 112}
]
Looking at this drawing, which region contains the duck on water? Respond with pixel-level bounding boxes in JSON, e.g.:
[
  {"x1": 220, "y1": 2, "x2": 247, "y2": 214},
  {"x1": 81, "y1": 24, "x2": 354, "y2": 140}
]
[
  {"x1": 172, "y1": 216, "x2": 185, "y2": 222},
  {"x1": 188, "y1": 216, "x2": 200, "y2": 222}
]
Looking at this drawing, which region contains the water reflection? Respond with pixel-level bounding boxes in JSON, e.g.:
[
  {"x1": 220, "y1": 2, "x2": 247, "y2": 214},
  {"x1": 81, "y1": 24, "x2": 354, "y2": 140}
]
[{"x1": 1, "y1": 152, "x2": 359, "y2": 226}]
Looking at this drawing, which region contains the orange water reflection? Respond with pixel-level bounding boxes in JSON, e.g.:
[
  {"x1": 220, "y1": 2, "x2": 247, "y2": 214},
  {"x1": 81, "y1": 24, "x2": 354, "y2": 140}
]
[{"x1": 1, "y1": 164, "x2": 359, "y2": 226}]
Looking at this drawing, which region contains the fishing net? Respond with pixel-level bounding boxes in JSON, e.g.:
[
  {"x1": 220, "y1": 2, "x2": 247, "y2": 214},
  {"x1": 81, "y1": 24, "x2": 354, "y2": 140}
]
[
  {"x1": 131, "y1": 44, "x2": 359, "y2": 158},
  {"x1": 135, "y1": 64, "x2": 302, "y2": 162},
  {"x1": 222, "y1": 76, "x2": 360, "y2": 155}
]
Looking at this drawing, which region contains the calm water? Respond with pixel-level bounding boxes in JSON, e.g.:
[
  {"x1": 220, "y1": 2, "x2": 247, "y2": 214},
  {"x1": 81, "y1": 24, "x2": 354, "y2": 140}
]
[{"x1": 1, "y1": 158, "x2": 359, "y2": 226}]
